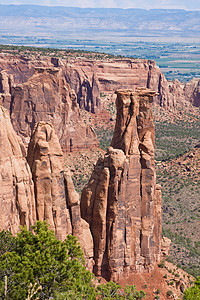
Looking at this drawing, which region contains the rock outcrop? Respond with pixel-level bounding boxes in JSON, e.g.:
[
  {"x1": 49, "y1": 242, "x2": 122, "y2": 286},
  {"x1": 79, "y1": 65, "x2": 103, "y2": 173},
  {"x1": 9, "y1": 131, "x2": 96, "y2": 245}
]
[
  {"x1": 184, "y1": 78, "x2": 200, "y2": 107},
  {"x1": 1, "y1": 53, "x2": 200, "y2": 121},
  {"x1": 65, "y1": 58, "x2": 200, "y2": 110},
  {"x1": 161, "y1": 236, "x2": 171, "y2": 257},
  {"x1": 27, "y1": 122, "x2": 72, "y2": 240},
  {"x1": 27, "y1": 122, "x2": 94, "y2": 268},
  {"x1": 64, "y1": 65, "x2": 101, "y2": 113},
  {"x1": 1, "y1": 85, "x2": 163, "y2": 277},
  {"x1": 2, "y1": 67, "x2": 98, "y2": 151},
  {"x1": 0, "y1": 105, "x2": 36, "y2": 234},
  {"x1": 81, "y1": 88, "x2": 162, "y2": 281},
  {"x1": 0, "y1": 107, "x2": 94, "y2": 268},
  {"x1": 0, "y1": 70, "x2": 13, "y2": 111}
]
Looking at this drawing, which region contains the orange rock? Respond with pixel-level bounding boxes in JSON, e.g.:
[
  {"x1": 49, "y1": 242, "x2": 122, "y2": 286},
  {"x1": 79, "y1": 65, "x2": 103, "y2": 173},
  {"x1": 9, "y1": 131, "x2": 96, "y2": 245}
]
[
  {"x1": 0, "y1": 106, "x2": 36, "y2": 234},
  {"x1": 161, "y1": 236, "x2": 171, "y2": 257},
  {"x1": 81, "y1": 88, "x2": 162, "y2": 280},
  {"x1": 27, "y1": 121, "x2": 94, "y2": 269},
  {"x1": 6, "y1": 67, "x2": 98, "y2": 151}
]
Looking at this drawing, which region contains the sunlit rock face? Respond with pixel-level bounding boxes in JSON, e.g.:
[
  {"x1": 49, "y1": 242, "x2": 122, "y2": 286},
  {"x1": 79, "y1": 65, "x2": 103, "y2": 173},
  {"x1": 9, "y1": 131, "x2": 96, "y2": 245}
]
[
  {"x1": 0, "y1": 67, "x2": 98, "y2": 152},
  {"x1": 81, "y1": 88, "x2": 162, "y2": 281},
  {"x1": 0, "y1": 105, "x2": 36, "y2": 234},
  {"x1": 27, "y1": 121, "x2": 94, "y2": 269}
]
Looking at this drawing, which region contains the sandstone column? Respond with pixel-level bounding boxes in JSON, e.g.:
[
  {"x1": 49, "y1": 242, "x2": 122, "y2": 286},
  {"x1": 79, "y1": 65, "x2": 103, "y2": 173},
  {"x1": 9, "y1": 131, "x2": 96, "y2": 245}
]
[{"x1": 81, "y1": 88, "x2": 161, "y2": 280}]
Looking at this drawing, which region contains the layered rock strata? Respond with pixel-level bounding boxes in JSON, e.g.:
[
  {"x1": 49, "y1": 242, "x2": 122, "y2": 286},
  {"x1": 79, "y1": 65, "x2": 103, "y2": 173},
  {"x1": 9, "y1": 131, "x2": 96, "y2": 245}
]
[
  {"x1": 0, "y1": 105, "x2": 36, "y2": 234},
  {"x1": 1, "y1": 54, "x2": 200, "y2": 121},
  {"x1": 65, "y1": 59, "x2": 200, "y2": 110},
  {"x1": 81, "y1": 88, "x2": 162, "y2": 281},
  {"x1": 1, "y1": 67, "x2": 98, "y2": 151},
  {"x1": 64, "y1": 65, "x2": 101, "y2": 113},
  {"x1": 27, "y1": 122, "x2": 94, "y2": 267}
]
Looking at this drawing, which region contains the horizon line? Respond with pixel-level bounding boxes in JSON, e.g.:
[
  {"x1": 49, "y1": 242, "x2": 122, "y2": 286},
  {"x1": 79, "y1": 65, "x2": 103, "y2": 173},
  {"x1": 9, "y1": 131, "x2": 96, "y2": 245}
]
[{"x1": 0, "y1": 3, "x2": 200, "y2": 12}]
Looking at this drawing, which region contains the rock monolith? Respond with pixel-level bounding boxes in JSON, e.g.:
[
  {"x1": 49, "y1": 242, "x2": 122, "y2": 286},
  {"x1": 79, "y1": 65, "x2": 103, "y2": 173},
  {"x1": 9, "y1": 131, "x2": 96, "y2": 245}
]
[{"x1": 81, "y1": 88, "x2": 162, "y2": 280}]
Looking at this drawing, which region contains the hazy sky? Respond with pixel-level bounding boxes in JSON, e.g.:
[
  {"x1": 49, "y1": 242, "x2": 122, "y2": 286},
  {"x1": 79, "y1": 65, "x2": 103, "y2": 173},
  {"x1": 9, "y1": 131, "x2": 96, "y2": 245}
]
[{"x1": 0, "y1": 0, "x2": 199, "y2": 10}]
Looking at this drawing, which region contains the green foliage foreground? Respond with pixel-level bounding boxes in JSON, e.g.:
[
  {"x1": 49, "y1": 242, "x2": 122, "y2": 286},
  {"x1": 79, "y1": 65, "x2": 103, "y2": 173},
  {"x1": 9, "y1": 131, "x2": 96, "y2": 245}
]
[
  {"x1": 0, "y1": 221, "x2": 145, "y2": 299},
  {"x1": 183, "y1": 277, "x2": 200, "y2": 300}
]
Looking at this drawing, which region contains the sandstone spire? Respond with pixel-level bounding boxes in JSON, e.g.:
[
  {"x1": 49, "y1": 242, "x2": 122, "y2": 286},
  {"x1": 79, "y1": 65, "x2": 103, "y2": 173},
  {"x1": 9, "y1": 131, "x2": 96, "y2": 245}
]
[
  {"x1": 27, "y1": 122, "x2": 94, "y2": 268},
  {"x1": 27, "y1": 122, "x2": 72, "y2": 240},
  {"x1": 81, "y1": 88, "x2": 161, "y2": 281}
]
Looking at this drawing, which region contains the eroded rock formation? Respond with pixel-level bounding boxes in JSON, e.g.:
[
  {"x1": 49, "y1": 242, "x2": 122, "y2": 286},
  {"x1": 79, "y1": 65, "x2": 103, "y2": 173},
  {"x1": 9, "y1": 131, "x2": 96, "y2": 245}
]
[
  {"x1": 0, "y1": 107, "x2": 94, "y2": 268},
  {"x1": 184, "y1": 78, "x2": 200, "y2": 107},
  {"x1": 27, "y1": 122, "x2": 72, "y2": 240},
  {"x1": 27, "y1": 122, "x2": 94, "y2": 268},
  {"x1": 0, "y1": 105, "x2": 36, "y2": 234},
  {"x1": 65, "y1": 58, "x2": 200, "y2": 110},
  {"x1": 64, "y1": 65, "x2": 101, "y2": 113},
  {"x1": 1, "y1": 67, "x2": 98, "y2": 151},
  {"x1": 81, "y1": 88, "x2": 162, "y2": 281},
  {"x1": 161, "y1": 236, "x2": 171, "y2": 257},
  {"x1": 1, "y1": 53, "x2": 200, "y2": 125},
  {"x1": 1, "y1": 83, "x2": 164, "y2": 276}
]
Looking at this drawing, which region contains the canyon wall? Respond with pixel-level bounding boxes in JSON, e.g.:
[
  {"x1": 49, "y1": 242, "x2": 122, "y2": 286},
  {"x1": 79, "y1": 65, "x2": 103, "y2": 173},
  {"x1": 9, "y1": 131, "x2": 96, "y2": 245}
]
[
  {"x1": 0, "y1": 67, "x2": 98, "y2": 151},
  {"x1": 64, "y1": 58, "x2": 200, "y2": 110},
  {"x1": 0, "y1": 87, "x2": 162, "y2": 278},
  {"x1": 81, "y1": 88, "x2": 162, "y2": 281},
  {"x1": 1, "y1": 54, "x2": 200, "y2": 124},
  {"x1": 0, "y1": 105, "x2": 36, "y2": 234}
]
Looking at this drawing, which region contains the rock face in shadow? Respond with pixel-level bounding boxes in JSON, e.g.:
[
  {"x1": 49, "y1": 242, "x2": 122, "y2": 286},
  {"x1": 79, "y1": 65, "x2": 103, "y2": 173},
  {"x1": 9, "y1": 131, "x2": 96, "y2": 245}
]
[
  {"x1": 81, "y1": 89, "x2": 162, "y2": 281},
  {"x1": 65, "y1": 58, "x2": 200, "y2": 110},
  {"x1": 27, "y1": 122, "x2": 94, "y2": 268},
  {"x1": 1, "y1": 67, "x2": 98, "y2": 151},
  {"x1": 1, "y1": 54, "x2": 200, "y2": 124},
  {"x1": 64, "y1": 65, "x2": 101, "y2": 113},
  {"x1": 0, "y1": 105, "x2": 36, "y2": 234}
]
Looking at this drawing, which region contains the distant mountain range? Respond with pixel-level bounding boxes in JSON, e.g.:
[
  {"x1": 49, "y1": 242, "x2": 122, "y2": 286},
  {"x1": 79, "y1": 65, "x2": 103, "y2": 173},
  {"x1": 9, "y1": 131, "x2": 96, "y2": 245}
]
[{"x1": 0, "y1": 4, "x2": 200, "y2": 39}]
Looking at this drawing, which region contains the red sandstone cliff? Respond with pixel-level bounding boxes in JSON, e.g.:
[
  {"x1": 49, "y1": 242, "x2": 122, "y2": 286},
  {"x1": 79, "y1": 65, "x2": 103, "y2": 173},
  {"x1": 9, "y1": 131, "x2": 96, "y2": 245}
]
[
  {"x1": 0, "y1": 105, "x2": 36, "y2": 234},
  {"x1": 81, "y1": 88, "x2": 162, "y2": 281},
  {"x1": 0, "y1": 110, "x2": 94, "y2": 269},
  {"x1": 0, "y1": 53, "x2": 53, "y2": 84},
  {"x1": 1, "y1": 86, "x2": 164, "y2": 282},
  {"x1": 1, "y1": 53, "x2": 200, "y2": 120},
  {"x1": 63, "y1": 58, "x2": 200, "y2": 110},
  {"x1": 0, "y1": 67, "x2": 98, "y2": 151}
]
